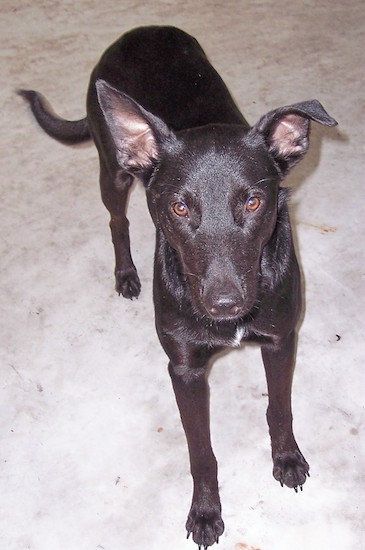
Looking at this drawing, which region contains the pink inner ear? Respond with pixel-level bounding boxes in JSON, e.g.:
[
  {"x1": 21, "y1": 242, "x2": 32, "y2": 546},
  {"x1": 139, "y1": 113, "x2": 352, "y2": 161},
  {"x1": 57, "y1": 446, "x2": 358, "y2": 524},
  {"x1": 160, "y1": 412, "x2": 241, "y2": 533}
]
[
  {"x1": 270, "y1": 114, "x2": 309, "y2": 158},
  {"x1": 126, "y1": 127, "x2": 158, "y2": 168},
  {"x1": 138, "y1": 128, "x2": 159, "y2": 160},
  {"x1": 114, "y1": 111, "x2": 159, "y2": 169}
]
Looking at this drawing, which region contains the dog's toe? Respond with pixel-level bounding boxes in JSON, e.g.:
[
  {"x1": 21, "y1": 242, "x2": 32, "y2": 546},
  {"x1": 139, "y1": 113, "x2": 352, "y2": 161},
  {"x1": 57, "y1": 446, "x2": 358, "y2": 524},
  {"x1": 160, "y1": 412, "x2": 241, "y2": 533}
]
[
  {"x1": 273, "y1": 449, "x2": 309, "y2": 490},
  {"x1": 115, "y1": 268, "x2": 141, "y2": 299},
  {"x1": 186, "y1": 502, "x2": 224, "y2": 548}
]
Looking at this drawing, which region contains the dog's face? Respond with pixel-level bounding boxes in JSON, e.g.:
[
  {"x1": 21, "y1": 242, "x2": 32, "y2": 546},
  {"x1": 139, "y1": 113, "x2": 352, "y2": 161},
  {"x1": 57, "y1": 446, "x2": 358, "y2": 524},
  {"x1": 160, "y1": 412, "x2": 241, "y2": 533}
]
[
  {"x1": 96, "y1": 79, "x2": 337, "y2": 320},
  {"x1": 146, "y1": 126, "x2": 280, "y2": 320}
]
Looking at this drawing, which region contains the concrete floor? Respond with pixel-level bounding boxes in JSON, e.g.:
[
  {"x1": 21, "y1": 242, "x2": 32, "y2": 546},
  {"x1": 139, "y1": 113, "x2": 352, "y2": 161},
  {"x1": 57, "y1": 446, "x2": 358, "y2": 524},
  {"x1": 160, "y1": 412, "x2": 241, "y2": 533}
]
[{"x1": 1, "y1": 1, "x2": 364, "y2": 549}]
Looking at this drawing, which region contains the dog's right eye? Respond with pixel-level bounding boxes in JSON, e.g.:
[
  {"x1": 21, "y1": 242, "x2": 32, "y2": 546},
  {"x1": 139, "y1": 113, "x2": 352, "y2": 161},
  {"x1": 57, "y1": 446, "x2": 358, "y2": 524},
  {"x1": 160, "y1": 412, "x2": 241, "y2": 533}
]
[
  {"x1": 245, "y1": 196, "x2": 261, "y2": 212},
  {"x1": 172, "y1": 201, "x2": 190, "y2": 217}
]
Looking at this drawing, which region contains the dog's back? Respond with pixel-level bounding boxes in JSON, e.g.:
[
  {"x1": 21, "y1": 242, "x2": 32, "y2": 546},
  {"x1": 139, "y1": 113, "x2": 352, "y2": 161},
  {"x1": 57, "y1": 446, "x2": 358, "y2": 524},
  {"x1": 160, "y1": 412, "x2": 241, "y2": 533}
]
[{"x1": 89, "y1": 26, "x2": 248, "y2": 131}]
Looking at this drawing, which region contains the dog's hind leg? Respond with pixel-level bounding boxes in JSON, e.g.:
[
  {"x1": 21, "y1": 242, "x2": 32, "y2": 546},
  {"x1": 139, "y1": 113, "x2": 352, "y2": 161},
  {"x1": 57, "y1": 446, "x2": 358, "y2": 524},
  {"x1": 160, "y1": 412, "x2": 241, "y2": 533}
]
[
  {"x1": 261, "y1": 331, "x2": 309, "y2": 491},
  {"x1": 99, "y1": 160, "x2": 141, "y2": 299}
]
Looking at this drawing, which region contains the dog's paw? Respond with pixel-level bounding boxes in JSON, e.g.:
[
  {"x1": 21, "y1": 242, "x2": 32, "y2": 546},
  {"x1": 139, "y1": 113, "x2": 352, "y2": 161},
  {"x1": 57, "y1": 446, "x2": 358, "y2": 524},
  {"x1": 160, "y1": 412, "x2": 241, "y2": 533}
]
[
  {"x1": 115, "y1": 268, "x2": 141, "y2": 299},
  {"x1": 186, "y1": 501, "x2": 224, "y2": 548},
  {"x1": 273, "y1": 449, "x2": 309, "y2": 491}
]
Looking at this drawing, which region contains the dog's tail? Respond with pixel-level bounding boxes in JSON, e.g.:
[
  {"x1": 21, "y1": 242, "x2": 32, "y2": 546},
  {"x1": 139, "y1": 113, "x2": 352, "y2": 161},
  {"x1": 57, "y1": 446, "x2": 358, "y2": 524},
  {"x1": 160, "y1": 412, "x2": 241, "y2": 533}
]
[{"x1": 18, "y1": 89, "x2": 90, "y2": 145}]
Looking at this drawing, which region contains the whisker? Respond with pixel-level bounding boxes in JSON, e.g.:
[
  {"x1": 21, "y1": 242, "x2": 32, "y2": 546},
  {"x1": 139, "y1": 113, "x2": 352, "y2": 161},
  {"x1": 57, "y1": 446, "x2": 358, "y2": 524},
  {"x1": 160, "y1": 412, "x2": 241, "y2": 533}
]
[
  {"x1": 252, "y1": 176, "x2": 276, "y2": 186},
  {"x1": 184, "y1": 271, "x2": 200, "y2": 279}
]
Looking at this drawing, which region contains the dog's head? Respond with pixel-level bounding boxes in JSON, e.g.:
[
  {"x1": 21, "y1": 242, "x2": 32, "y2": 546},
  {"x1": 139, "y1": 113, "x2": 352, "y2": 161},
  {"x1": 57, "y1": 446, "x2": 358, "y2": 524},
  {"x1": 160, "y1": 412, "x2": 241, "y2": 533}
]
[{"x1": 96, "y1": 80, "x2": 337, "y2": 321}]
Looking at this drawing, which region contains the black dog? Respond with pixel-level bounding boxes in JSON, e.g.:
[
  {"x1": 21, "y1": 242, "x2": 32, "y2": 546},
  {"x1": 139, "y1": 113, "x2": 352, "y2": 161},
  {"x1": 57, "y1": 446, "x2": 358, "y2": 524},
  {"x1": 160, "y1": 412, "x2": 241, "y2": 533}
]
[{"x1": 19, "y1": 26, "x2": 337, "y2": 549}]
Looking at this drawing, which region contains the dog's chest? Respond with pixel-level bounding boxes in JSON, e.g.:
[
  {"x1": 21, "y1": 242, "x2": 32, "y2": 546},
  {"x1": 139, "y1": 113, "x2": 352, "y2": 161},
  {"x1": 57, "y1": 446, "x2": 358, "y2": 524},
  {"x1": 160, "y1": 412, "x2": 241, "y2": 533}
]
[
  {"x1": 201, "y1": 321, "x2": 250, "y2": 349},
  {"x1": 231, "y1": 325, "x2": 247, "y2": 347}
]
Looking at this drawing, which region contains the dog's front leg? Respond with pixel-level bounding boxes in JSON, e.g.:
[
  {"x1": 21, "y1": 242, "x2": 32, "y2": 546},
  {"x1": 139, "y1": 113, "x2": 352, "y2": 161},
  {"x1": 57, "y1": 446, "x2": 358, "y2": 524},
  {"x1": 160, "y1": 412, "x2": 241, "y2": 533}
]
[
  {"x1": 168, "y1": 347, "x2": 224, "y2": 548},
  {"x1": 261, "y1": 331, "x2": 309, "y2": 491}
]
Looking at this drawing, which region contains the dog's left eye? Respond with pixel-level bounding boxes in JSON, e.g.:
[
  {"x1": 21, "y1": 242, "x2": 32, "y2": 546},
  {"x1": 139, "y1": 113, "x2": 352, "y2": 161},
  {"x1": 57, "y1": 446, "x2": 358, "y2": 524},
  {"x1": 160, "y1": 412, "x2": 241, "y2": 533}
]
[
  {"x1": 245, "y1": 197, "x2": 261, "y2": 212},
  {"x1": 172, "y1": 201, "x2": 190, "y2": 217}
]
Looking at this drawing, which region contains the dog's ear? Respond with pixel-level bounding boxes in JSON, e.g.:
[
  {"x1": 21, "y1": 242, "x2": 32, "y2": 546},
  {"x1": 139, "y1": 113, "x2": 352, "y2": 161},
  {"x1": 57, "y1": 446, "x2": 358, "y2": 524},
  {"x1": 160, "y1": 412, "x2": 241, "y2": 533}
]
[
  {"x1": 96, "y1": 79, "x2": 173, "y2": 173},
  {"x1": 252, "y1": 100, "x2": 337, "y2": 175}
]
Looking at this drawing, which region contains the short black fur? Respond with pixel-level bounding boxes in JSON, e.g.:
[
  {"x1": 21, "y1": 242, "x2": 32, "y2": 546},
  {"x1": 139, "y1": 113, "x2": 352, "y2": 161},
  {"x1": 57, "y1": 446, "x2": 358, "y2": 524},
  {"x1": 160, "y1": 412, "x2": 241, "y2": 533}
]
[{"x1": 19, "y1": 26, "x2": 337, "y2": 548}]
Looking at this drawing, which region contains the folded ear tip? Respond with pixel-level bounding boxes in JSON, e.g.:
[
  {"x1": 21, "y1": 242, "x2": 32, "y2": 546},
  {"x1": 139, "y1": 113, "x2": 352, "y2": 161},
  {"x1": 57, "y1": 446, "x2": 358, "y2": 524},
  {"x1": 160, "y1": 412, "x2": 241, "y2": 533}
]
[
  {"x1": 308, "y1": 99, "x2": 338, "y2": 127},
  {"x1": 321, "y1": 114, "x2": 338, "y2": 127}
]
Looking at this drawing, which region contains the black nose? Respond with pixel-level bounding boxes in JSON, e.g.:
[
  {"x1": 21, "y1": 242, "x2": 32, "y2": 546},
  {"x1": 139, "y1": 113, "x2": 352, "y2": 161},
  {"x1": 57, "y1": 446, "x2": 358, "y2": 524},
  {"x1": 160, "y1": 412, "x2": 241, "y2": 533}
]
[{"x1": 205, "y1": 291, "x2": 244, "y2": 319}]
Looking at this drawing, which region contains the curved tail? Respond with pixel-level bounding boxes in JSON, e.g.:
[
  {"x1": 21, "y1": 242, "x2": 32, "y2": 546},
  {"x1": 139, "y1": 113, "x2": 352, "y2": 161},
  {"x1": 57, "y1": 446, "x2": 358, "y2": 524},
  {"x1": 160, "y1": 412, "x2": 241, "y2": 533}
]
[{"x1": 18, "y1": 89, "x2": 91, "y2": 145}]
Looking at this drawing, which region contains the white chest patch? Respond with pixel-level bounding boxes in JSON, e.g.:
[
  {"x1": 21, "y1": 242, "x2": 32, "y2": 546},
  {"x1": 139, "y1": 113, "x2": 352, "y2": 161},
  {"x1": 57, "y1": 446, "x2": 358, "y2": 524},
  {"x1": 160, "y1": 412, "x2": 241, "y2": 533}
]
[{"x1": 231, "y1": 325, "x2": 246, "y2": 348}]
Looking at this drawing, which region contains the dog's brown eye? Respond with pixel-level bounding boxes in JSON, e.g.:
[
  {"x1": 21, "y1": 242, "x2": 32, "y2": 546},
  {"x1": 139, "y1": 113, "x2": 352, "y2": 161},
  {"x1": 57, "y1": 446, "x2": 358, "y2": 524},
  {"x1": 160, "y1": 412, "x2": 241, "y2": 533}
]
[
  {"x1": 246, "y1": 197, "x2": 261, "y2": 212},
  {"x1": 172, "y1": 201, "x2": 189, "y2": 217}
]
